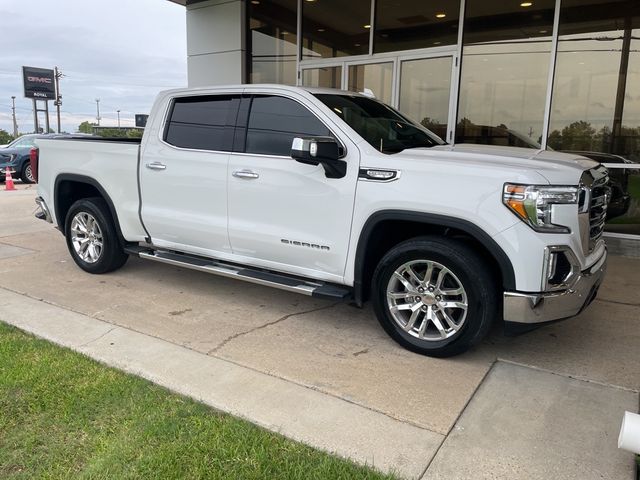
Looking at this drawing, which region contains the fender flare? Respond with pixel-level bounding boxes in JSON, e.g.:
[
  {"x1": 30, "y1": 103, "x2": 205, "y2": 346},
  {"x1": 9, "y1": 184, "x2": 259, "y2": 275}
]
[
  {"x1": 53, "y1": 173, "x2": 126, "y2": 245},
  {"x1": 353, "y1": 210, "x2": 516, "y2": 304}
]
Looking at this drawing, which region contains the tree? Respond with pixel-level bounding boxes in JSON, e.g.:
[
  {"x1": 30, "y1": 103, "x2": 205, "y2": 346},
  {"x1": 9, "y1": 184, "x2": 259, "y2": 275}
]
[
  {"x1": 547, "y1": 129, "x2": 562, "y2": 150},
  {"x1": 546, "y1": 121, "x2": 596, "y2": 151},
  {"x1": 0, "y1": 129, "x2": 13, "y2": 145},
  {"x1": 77, "y1": 121, "x2": 97, "y2": 134},
  {"x1": 560, "y1": 121, "x2": 596, "y2": 151}
]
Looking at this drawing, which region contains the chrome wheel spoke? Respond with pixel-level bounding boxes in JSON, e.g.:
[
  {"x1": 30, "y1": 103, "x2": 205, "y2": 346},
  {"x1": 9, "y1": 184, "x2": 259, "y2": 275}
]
[
  {"x1": 440, "y1": 287, "x2": 464, "y2": 296},
  {"x1": 391, "y1": 302, "x2": 417, "y2": 312},
  {"x1": 417, "y1": 307, "x2": 431, "y2": 337},
  {"x1": 440, "y1": 309, "x2": 459, "y2": 330},
  {"x1": 430, "y1": 313, "x2": 448, "y2": 339},
  {"x1": 422, "y1": 263, "x2": 434, "y2": 286},
  {"x1": 387, "y1": 291, "x2": 415, "y2": 300},
  {"x1": 392, "y1": 271, "x2": 416, "y2": 293},
  {"x1": 405, "y1": 265, "x2": 422, "y2": 287},
  {"x1": 403, "y1": 309, "x2": 421, "y2": 332},
  {"x1": 440, "y1": 301, "x2": 467, "y2": 310},
  {"x1": 434, "y1": 269, "x2": 447, "y2": 289}
]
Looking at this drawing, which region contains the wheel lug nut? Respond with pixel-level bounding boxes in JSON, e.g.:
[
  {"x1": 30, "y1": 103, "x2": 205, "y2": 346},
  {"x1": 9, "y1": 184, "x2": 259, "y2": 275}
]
[
  {"x1": 421, "y1": 306, "x2": 427, "y2": 311},
  {"x1": 436, "y1": 295, "x2": 441, "y2": 301},
  {"x1": 428, "y1": 286, "x2": 434, "y2": 292},
  {"x1": 418, "y1": 287, "x2": 424, "y2": 293}
]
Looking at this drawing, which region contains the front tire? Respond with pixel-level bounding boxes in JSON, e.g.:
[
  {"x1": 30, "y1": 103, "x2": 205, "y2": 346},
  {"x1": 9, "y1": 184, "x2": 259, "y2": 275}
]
[
  {"x1": 65, "y1": 197, "x2": 128, "y2": 274},
  {"x1": 372, "y1": 236, "x2": 497, "y2": 357}
]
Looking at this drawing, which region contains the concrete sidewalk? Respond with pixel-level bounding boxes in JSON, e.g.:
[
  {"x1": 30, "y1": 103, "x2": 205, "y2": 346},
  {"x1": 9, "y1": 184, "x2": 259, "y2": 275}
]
[{"x1": 1, "y1": 286, "x2": 637, "y2": 479}]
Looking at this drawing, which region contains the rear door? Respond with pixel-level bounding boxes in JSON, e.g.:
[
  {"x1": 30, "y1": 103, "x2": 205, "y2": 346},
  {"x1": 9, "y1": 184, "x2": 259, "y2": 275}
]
[{"x1": 140, "y1": 94, "x2": 239, "y2": 256}]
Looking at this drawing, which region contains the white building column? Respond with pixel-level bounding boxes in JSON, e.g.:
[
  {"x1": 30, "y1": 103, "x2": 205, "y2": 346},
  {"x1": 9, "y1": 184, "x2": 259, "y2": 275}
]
[{"x1": 186, "y1": 0, "x2": 246, "y2": 87}]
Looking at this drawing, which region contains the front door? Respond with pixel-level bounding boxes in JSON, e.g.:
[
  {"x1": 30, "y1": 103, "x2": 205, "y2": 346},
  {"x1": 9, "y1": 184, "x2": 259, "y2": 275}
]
[{"x1": 227, "y1": 93, "x2": 358, "y2": 282}]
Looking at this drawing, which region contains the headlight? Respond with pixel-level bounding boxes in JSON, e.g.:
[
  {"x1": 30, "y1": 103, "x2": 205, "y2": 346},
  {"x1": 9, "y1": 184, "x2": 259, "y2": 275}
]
[{"x1": 503, "y1": 184, "x2": 578, "y2": 233}]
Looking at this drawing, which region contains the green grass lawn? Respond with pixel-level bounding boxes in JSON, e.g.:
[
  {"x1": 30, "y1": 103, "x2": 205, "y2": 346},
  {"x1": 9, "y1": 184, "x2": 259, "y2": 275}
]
[{"x1": 0, "y1": 322, "x2": 396, "y2": 479}]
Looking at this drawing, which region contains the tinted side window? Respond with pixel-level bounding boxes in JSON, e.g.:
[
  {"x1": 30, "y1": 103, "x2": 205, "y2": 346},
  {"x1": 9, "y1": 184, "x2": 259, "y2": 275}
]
[
  {"x1": 245, "y1": 96, "x2": 331, "y2": 156},
  {"x1": 164, "y1": 95, "x2": 237, "y2": 151}
]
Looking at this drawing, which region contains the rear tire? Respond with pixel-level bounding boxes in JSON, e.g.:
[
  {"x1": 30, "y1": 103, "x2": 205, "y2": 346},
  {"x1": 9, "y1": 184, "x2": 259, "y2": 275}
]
[
  {"x1": 371, "y1": 236, "x2": 497, "y2": 357},
  {"x1": 65, "y1": 197, "x2": 128, "y2": 274}
]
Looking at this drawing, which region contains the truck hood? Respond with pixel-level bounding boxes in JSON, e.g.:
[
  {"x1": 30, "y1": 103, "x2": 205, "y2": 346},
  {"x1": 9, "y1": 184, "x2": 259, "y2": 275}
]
[{"x1": 399, "y1": 144, "x2": 599, "y2": 184}]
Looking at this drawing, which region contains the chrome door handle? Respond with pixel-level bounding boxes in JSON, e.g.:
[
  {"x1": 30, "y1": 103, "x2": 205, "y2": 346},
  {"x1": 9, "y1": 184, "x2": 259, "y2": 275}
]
[
  {"x1": 232, "y1": 169, "x2": 259, "y2": 179},
  {"x1": 146, "y1": 162, "x2": 166, "y2": 170}
]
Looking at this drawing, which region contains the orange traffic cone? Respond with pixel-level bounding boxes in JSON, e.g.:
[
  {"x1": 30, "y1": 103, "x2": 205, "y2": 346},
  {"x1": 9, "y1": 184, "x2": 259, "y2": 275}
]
[{"x1": 5, "y1": 167, "x2": 16, "y2": 191}]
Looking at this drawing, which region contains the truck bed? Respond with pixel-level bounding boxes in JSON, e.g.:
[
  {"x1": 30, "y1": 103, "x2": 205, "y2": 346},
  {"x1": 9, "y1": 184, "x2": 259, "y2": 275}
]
[{"x1": 35, "y1": 136, "x2": 147, "y2": 243}]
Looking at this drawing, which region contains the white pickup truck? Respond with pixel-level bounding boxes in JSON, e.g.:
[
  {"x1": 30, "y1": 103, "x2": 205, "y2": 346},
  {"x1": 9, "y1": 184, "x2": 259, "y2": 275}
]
[{"x1": 32, "y1": 85, "x2": 609, "y2": 357}]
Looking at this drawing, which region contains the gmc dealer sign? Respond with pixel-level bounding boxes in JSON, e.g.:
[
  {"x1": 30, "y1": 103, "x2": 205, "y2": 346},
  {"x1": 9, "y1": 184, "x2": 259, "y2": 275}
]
[{"x1": 22, "y1": 66, "x2": 56, "y2": 99}]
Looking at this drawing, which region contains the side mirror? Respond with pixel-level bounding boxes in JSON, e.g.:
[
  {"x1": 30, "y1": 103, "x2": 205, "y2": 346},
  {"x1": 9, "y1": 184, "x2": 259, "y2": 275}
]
[{"x1": 291, "y1": 136, "x2": 347, "y2": 179}]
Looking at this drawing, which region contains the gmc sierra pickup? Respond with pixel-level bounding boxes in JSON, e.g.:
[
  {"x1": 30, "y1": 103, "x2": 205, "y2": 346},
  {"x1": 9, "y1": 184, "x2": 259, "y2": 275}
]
[{"x1": 32, "y1": 85, "x2": 609, "y2": 357}]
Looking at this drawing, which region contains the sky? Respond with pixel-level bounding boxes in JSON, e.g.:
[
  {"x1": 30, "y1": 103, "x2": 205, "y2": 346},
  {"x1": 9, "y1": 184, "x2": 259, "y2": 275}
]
[{"x1": 0, "y1": 0, "x2": 187, "y2": 134}]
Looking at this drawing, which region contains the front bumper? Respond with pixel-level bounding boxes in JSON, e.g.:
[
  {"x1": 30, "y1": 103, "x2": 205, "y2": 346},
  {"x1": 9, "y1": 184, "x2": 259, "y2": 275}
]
[
  {"x1": 35, "y1": 196, "x2": 53, "y2": 223},
  {"x1": 503, "y1": 248, "x2": 607, "y2": 325}
]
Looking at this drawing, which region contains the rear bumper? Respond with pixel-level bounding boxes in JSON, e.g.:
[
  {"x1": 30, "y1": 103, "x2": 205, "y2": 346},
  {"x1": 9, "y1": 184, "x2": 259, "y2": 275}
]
[
  {"x1": 35, "y1": 196, "x2": 53, "y2": 223},
  {"x1": 503, "y1": 248, "x2": 607, "y2": 325}
]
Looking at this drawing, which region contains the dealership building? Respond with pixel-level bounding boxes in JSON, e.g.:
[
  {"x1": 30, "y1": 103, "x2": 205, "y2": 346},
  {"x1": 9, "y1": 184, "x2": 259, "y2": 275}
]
[{"x1": 168, "y1": 0, "x2": 639, "y2": 240}]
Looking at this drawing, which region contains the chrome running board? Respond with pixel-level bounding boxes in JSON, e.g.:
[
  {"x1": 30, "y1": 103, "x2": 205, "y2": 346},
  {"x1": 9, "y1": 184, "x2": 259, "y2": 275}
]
[{"x1": 129, "y1": 248, "x2": 351, "y2": 300}]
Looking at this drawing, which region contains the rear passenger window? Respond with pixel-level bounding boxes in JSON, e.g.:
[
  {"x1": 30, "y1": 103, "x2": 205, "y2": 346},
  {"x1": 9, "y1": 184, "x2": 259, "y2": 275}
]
[
  {"x1": 164, "y1": 95, "x2": 237, "y2": 151},
  {"x1": 245, "y1": 96, "x2": 331, "y2": 156}
]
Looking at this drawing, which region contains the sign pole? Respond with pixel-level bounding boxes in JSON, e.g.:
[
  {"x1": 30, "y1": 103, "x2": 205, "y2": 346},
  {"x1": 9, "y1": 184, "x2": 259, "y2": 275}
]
[
  {"x1": 44, "y1": 100, "x2": 50, "y2": 133},
  {"x1": 32, "y1": 99, "x2": 39, "y2": 134}
]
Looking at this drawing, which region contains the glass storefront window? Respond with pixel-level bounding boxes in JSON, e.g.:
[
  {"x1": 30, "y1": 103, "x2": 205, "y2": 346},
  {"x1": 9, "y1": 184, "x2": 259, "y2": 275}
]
[
  {"x1": 374, "y1": 0, "x2": 460, "y2": 53},
  {"x1": 302, "y1": 0, "x2": 371, "y2": 59},
  {"x1": 622, "y1": 28, "x2": 640, "y2": 163},
  {"x1": 301, "y1": 66, "x2": 342, "y2": 88},
  {"x1": 399, "y1": 56, "x2": 452, "y2": 141},
  {"x1": 547, "y1": 0, "x2": 640, "y2": 235},
  {"x1": 248, "y1": 0, "x2": 297, "y2": 85},
  {"x1": 456, "y1": 0, "x2": 555, "y2": 146},
  {"x1": 548, "y1": 1, "x2": 639, "y2": 156},
  {"x1": 347, "y1": 62, "x2": 393, "y2": 104}
]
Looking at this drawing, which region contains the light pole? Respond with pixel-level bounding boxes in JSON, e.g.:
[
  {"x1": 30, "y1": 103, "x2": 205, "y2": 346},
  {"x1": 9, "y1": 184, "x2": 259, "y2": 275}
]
[
  {"x1": 10, "y1": 96, "x2": 18, "y2": 138},
  {"x1": 54, "y1": 67, "x2": 64, "y2": 133},
  {"x1": 117, "y1": 110, "x2": 121, "y2": 128},
  {"x1": 95, "y1": 98, "x2": 101, "y2": 126}
]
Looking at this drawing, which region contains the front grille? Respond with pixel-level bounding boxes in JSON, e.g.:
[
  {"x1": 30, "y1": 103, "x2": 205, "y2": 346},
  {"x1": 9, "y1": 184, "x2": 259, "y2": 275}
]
[{"x1": 579, "y1": 166, "x2": 609, "y2": 253}]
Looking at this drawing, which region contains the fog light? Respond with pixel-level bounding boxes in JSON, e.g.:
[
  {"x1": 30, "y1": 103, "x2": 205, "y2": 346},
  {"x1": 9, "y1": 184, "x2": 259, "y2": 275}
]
[{"x1": 543, "y1": 247, "x2": 579, "y2": 291}]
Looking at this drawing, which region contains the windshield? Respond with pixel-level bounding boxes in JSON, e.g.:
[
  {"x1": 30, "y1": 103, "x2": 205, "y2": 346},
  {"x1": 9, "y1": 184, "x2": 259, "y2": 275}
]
[{"x1": 314, "y1": 94, "x2": 445, "y2": 154}]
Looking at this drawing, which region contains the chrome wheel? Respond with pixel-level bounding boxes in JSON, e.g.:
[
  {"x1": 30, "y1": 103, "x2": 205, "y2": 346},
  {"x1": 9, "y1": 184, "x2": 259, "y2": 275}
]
[
  {"x1": 70, "y1": 212, "x2": 103, "y2": 264},
  {"x1": 386, "y1": 259, "x2": 468, "y2": 341},
  {"x1": 25, "y1": 164, "x2": 34, "y2": 183}
]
